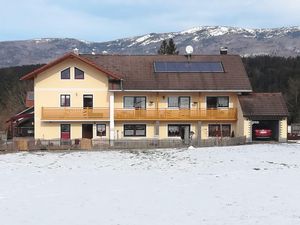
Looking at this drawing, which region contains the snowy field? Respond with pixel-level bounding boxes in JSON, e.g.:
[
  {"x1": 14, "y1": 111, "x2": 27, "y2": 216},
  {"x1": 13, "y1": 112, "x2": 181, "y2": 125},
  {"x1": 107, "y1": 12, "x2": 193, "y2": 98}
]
[{"x1": 0, "y1": 143, "x2": 300, "y2": 225}]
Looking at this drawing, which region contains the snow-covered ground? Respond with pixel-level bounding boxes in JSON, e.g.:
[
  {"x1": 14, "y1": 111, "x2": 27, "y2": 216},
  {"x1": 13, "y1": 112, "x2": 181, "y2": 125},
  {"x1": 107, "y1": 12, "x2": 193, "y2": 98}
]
[{"x1": 0, "y1": 143, "x2": 300, "y2": 225}]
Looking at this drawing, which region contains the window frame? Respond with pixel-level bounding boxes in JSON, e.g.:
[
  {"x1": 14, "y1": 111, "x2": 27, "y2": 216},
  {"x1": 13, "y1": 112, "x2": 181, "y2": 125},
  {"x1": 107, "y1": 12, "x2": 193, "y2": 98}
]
[
  {"x1": 96, "y1": 124, "x2": 106, "y2": 137},
  {"x1": 61, "y1": 67, "x2": 70, "y2": 80},
  {"x1": 60, "y1": 94, "x2": 70, "y2": 107},
  {"x1": 208, "y1": 124, "x2": 231, "y2": 137},
  {"x1": 75, "y1": 67, "x2": 84, "y2": 79},
  {"x1": 206, "y1": 96, "x2": 229, "y2": 109},
  {"x1": 168, "y1": 96, "x2": 191, "y2": 108},
  {"x1": 124, "y1": 124, "x2": 146, "y2": 137},
  {"x1": 123, "y1": 96, "x2": 146, "y2": 109},
  {"x1": 83, "y1": 94, "x2": 93, "y2": 108},
  {"x1": 168, "y1": 124, "x2": 191, "y2": 137}
]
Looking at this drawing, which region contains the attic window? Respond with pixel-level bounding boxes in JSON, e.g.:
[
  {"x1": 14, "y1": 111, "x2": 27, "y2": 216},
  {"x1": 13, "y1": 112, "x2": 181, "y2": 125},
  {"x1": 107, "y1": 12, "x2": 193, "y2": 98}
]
[
  {"x1": 75, "y1": 67, "x2": 84, "y2": 79},
  {"x1": 154, "y1": 62, "x2": 224, "y2": 73},
  {"x1": 61, "y1": 68, "x2": 70, "y2": 79}
]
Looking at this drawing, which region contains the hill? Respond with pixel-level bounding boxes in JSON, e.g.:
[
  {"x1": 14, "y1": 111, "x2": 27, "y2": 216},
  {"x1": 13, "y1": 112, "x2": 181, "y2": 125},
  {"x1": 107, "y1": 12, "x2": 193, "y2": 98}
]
[{"x1": 1, "y1": 26, "x2": 300, "y2": 68}]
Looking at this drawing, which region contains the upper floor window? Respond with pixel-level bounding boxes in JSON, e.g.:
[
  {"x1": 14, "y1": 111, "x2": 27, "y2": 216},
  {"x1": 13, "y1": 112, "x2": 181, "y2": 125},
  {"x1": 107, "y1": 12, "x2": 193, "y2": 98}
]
[
  {"x1": 168, "y1": 96, "x2": 190, "y2": 108},
  {"x1": 61, "y1": 68, "x2": 70, "y2": 79},
  {"x1": 60, "y1": 94, "x2": 70, "y2": 107},
  {"x1": 124, "y1": 96, "x2": 146, "y2": 109},
  {"x1": 207, "y1": 96, "x2": 229, "y2": 108},
  {"x1": 75, "y1": 67, "x2": 84, "y2": 79}
]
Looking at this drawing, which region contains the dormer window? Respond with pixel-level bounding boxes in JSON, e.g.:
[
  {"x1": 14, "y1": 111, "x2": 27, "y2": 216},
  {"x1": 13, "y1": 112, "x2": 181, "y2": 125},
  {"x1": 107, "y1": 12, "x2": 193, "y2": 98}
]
[
  {"x1": 75, "y1": 67, "x2": 84, "y2": 79},
  {"x1": 61, "y1": 68, "x2": 70, "y2": 79}
]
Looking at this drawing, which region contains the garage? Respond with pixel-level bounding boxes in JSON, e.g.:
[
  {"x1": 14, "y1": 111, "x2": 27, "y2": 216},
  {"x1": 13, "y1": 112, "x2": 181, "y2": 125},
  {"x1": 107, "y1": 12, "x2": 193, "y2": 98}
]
[
  {"x1": 238, "y1": 93, "x2": 289, "y2": 142},
  {"x1": 252, "y1": 120, "x2": 279, "y2": 141}
]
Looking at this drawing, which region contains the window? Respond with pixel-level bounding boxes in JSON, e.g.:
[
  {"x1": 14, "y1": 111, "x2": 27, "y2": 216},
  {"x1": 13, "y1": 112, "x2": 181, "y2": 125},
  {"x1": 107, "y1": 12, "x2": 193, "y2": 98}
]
[
  {"x1": 124, "y1": 124, "x2": 146, "y2": 137},
  {"x1": 75, "y1": 67, "x2": 84, "y2": 79},
  {"x1": 96, "y1": 124, "x2": 106, "y2": 137},
  {"x1": 168, "y1": 124, "x2": 190, "y2": 137},
  {"x1": 60, "y1": 94, "x2": 70, "y2": 107},
  {"x1": 61, "y1": 68, "x2": 70, "y2": 79},
  {"x1": 61, "y1": 124, "x2": 70, "y2": 139},
  {"x1": 124, "y1": 96, "x2": 146, "y2": 109},
  {"x1": 207, "y1": 96, "x2": 229, "y2": 108},
  {"x1": 83, "y1": 95, "x2": 93, "y2": 108},
  {"x1": 168, "y1": 96, "x2": 190, "y2": 108},
  {"x1": 208, "y1": 124, "x2": 231, "y2": 137}
]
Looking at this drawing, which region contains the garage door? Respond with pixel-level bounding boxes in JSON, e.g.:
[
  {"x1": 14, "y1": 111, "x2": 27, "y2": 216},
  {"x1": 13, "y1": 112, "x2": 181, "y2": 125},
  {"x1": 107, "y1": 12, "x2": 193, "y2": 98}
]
[{"x1": 252, "y1": 120, "x2": 279, "y2": 141}]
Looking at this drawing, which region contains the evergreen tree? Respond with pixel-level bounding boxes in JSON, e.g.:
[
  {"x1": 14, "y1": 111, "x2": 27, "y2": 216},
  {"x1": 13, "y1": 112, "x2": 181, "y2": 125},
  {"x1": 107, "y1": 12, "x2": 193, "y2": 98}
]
[
  {"x1": 166, "y1": 38, "x2": 179, "y2": 55},
  {"x1": 157, "y1": 40, "x2": 168, "y2": 55},
  {"x1": 158, "y1": 39, "x2": 179, "y2": 55}
]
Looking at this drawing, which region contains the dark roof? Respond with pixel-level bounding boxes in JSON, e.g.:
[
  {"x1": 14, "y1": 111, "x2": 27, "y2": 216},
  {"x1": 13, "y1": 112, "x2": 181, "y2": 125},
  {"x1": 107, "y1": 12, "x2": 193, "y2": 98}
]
[
  {"x1": 238, "y1": 93, "x2": 289, "y2": 118},
  {"x1": 20, "y1": 53, "x2": 122, "y2": 80},
  {"x1": 81, "y1": 54, "x2": 252, "y2": 91}
]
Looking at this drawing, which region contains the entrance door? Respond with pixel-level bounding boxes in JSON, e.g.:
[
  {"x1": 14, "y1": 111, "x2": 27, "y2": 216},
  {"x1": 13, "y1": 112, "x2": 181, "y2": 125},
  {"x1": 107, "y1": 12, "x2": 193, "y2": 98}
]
[
  {"x1": 61, "y1": 124, "x2": 71, "y2": 139},
  {"x1": 82, "y1": 124, "x2": 93, "y2": 139},
  {"x1": 83, "y1": 95, "x2": 93, "y2": 108}
]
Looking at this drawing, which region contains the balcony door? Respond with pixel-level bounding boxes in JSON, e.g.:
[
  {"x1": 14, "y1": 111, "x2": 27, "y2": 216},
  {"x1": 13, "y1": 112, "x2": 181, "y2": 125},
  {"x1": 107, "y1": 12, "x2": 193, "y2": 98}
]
[{"x1": 83, "y1": 95, "x2": 93, "y2": 108}]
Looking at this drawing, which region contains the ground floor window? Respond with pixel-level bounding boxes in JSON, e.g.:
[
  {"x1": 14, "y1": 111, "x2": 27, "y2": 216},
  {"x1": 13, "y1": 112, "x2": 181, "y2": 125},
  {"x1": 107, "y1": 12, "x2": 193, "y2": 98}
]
[
  {"x1": 96, "y1": 124, "x2": 106, "y2": 137},
  {"x1": 168, "y1": 124, "x2": 190, "y2": 138},
  {"x1": 208, "y1": 124, "x2": 231, "y2": 137},
  {"x1": 61, "y1": 124, "x2": 70, "y2": 139},
  {"x1": 124, "y1": 124, "x2": 146, "y2": 137}
]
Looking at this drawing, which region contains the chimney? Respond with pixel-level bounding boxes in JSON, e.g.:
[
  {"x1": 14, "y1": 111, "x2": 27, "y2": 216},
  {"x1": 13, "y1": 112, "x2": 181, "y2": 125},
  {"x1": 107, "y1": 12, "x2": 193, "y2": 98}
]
[
  {"x1": 73, "y1": 48, "x2": 79, "y2": 55},
  {"x1": 220, "y1": 47, "x2": 228, "y2": 55}
]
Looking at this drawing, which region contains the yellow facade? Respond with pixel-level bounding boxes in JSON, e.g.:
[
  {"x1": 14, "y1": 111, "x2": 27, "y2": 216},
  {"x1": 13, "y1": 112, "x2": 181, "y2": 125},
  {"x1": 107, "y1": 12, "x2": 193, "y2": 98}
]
[
  {"x1": 32, "y1": 57, "x2": 287, "y2": 142},
  {"x1": 34, "y1": 58, "x2": 110, "y2": 139}
]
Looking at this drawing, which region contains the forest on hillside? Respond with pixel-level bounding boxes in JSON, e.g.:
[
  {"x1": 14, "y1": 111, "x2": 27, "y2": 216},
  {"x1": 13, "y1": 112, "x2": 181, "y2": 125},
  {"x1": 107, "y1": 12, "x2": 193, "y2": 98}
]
[
  {"x1": 242, "y1": 56, "x2": 300, "y2": 123},
  {"x1": 0, "y1": 56, "x2": 299, "y2": 130},
  {"x1": 0, "y1": 65, "x2": 41, "y2": 129}
]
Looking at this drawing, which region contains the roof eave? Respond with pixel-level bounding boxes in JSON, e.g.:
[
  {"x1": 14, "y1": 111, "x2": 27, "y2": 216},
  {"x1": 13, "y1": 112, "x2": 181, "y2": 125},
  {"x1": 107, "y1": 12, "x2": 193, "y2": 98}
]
[{"x1": 20, "y1": 52, "x2": 122, "y2": 81}]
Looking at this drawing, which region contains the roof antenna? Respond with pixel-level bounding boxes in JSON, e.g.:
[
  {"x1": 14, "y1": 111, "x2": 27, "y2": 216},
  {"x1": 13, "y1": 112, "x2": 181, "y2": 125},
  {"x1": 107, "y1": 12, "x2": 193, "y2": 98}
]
[
  {"x1": 185, "y1": 45, "x2": 193, "y2": 60},
  {"x1": 220, "y1": 47, "x2": 228, "y2": 55}
]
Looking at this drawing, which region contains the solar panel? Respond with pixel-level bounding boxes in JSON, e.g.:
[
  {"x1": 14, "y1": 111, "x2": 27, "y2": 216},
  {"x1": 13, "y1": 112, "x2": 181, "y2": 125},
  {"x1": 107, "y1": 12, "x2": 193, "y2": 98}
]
[{"x1": 154, "y1": 61, "x2": 224, "y2": 73}]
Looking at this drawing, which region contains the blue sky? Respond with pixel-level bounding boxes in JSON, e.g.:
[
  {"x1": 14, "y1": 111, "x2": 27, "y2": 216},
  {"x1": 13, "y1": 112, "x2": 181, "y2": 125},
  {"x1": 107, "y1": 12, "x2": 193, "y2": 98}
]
[{"x1": 1, "y1": 0, "x2": 300, "y2": 42}]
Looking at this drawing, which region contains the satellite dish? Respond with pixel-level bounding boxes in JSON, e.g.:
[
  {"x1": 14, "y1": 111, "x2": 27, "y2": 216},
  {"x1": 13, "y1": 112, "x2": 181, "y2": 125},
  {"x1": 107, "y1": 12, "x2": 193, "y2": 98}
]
[{"x1": 185, "y1": 45, "x2": 194, "y2": 54}]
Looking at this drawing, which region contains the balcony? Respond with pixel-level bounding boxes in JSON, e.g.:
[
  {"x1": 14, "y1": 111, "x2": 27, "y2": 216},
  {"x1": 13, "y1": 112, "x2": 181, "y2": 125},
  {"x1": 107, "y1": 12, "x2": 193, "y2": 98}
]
[
  {"x1": 42, "y1": 107, "x2": 237, "y2": 121},
  {"x1": 41, "y1": 108, "x2": 110, "y2": 121}
]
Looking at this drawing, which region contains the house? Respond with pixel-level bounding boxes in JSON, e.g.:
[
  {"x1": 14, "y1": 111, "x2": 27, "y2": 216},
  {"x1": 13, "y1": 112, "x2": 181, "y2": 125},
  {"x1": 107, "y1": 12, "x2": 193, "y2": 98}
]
[
  {"x1": 19, "y1": 52, "x2": 288, "y2": 143},
  {"x1": 6, "y1": 107, "x2": 34, "y2": 138},
  {"x1": 6, "y1": 92, "x2": 34, "y2": 138}
]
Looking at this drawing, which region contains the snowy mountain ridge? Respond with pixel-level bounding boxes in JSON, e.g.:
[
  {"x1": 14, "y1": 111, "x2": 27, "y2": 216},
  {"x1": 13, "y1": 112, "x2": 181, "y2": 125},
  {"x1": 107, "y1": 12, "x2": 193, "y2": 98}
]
[{"x1": 0, "y1": 26, "x2": 300, "y2": 68}]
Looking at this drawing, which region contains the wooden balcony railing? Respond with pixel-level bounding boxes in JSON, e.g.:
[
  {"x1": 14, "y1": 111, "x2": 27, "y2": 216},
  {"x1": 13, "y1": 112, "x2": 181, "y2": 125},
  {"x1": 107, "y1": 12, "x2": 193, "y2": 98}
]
[
  {"x1": 41, "y1": 107, "x2": 237, "y2": 121},
  {"x1": 41, "y1": 107, "x2": 110, "y2": 120}
]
